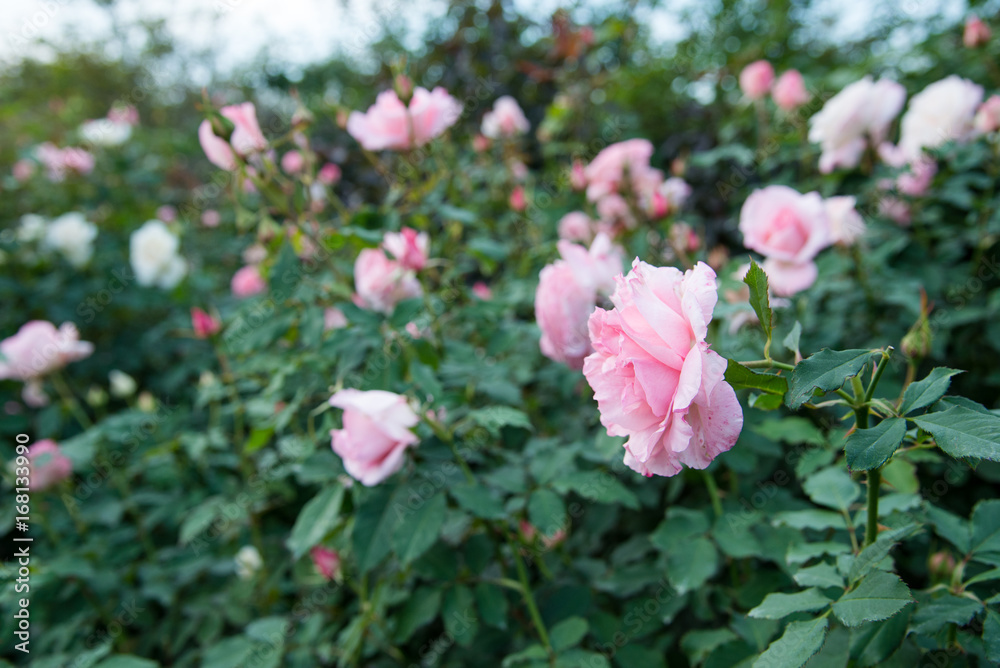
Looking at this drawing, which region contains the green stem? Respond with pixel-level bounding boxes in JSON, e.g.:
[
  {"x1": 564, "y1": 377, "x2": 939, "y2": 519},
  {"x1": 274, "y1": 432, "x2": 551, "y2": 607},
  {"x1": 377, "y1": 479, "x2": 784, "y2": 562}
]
[
  {"x1": 741, "y1": 359, "x2": 795, "y2": 371},
  {"x1": 702, "y1": 470, "x2": 723, "y2": 518},
  {"x1": 864, "y1": 351, "x2": 891, "y2": 404},
  {"x1": 51, "y1": 373, "x2": 92, "y2": 430},
  {"x1": 510, "y1": 535, "x2": 553, "y2": 657},
  {"x1": 865, "y1": 467, "x2": 882, "y2": 547},
  {"x1": 426, "y1": 417, "x2": 474, "y2": 483}
]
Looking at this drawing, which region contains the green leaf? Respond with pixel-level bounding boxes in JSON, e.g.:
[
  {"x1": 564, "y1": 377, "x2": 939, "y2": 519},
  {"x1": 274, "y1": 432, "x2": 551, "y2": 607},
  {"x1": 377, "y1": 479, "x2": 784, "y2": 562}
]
[
  {"x1": 784, "y1": 322, "x2": 802, "y2": 359},
  {"x1": 502, "y1": 645, "x2": 548, "y2": 667},
  {"x1": 849, "y1": 608, "x2": 911, "y2": 667},
  {"x1": 832, "y1": 571, "x2": 914, "y2": 627},
  {"x1": 286, "y1": 486, "x2": 345, "y2": 559},
  {"x1": 528, "y1": 488, "x2": 567, "y2": 538},
  {"x1": 550, "y1": 470, "x2": 639, "y2": 509},
  {"x1": 352, "y1": 485, "x2": 400, "y2": 572},
  {"x1": 774, "y1": 510, "x2": 846, "y2": 531},
  {"x1": 845, "y1": 418, "x2": 908, "y2": 472},
  {"x1": 651, "y1": 508, "x2": 711, "y2": 547},
  {"x1": 848, "y1": 524, "x2": 921, "y2": 584},
  {"x1": 201, "y1": 637, "x2": 255, "y2": 668},
  {"x1": 554, "y1": 649, "x2": 610, "y2": 667},
  {"x1": 971, "y1": 499, "x2": 1000, "y2": 558},
  {"x1": 984, "y1": 608, "x2": 1000, "y2": 663},
  {"x1": 898, "y1": 368, "x2": 963, "y2": 415},
  {"x1": 244, "y1": 426, "x2": 275, "y2": 454},
  {"x1": 442, "y1": 585, "x2": 479, "y2": 647},
  {"x1": 450, "y1": 484, "x2": 506, "y2": 520},
  {"x1": 467, "y1": 406, "x2": 534, "y2": 437},
  {"x1": 752, "y1": 616, "x2": 828, "y2": 668},
  {"x1": 725, "y1": 359, "x2": 788, "y2": 396},
  {"x1": 744, "y1": 259, "x2": 773, "y2": 342},
  {"x1": 94, "y1": 658, "x2": 160, "y2": 668},
  {"x1": 913, "y1": 406, "x2": 1000, "y2": 461},
  {"x1": 682, "y1": 629, "x2": 740, "y2": 665},
  {"x1": 749, "y1": 589, "x2": 833, "y2": 619},
  {"x1": 909, "y1": 595, "x2": 982, "y2": 635},
  {"x1": 788, "y1": 349, "x2": 877, "y2": 409},
  {"x1": 178, "y1": 497, "x2": 224, "y2": 546},
  {"x1": 925, "y1": 504, "x2": 971, "y2": 554},
  {"x1": 803, "y1": 468, "x2": 860, "y2": 512},
  {"x1": 394, "y1": 587, "x2": 442, "y2": 643},
  {"x1": 550, "y1": 616, "x2": 588, "y2": 652},
  {"x1": 392, "y1": 492, "x2": 447, "y2": 565},
  {"x1": 787, "y1": 542, "x2": 852, "y2": 567},
  {"x1": 793, "y1": 563, "x2": 846, "y2": 589},
  {"x1": 667, "y1": 536, "x2": 718, "y2": 594},
  {"x1": 475, "y1": 582, "x2": 509, "y2": 629}
]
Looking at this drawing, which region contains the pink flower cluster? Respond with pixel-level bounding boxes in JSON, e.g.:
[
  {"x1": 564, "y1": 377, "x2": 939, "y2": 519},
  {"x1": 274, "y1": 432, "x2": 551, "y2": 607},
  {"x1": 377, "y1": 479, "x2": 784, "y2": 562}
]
[
  {"x1": 354, "y1": 228, "x2": 429, "y2": 313},
  {"x1": 199, "y1": 102, "x2": 268, "y2": 170},
  {"x1": 36, "y1": 143, "x2": 95, "y2": 181},
  {"x1": 329, "y1": 389, "x2": 420, "y2": 486},
  {"x1": 347, "y1": 88, "x2": 462, "y2": 151},
  {"x1": 739, "y1": 61, "x2": 810, "y2": 111}
]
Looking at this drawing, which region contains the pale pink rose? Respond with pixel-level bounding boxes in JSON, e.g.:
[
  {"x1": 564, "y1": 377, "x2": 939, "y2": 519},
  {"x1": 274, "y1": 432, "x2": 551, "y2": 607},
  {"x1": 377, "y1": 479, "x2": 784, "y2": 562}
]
[
  {"x1": 558, "y1": 233, "x2": 625, "y2": 296},
  {"x1": 975, "y1": 95, "x2": 1000, "y2": 133},
  {"x1": 156, "y1": 205, "x2": 177, "y2": 223},
  {"x1": 583, "y1": 260, "x2": 742, "y2": 477},
  {"x1": 26, "y1": 440, "x2": 73, "y2": 491},
  {"x1": 243, "y1": 244, "x2": 268, "y2": 265},
  {"x1": 191, "y1": 307, "x2": 221, "y2": 338},
  {"x1": 107, "y1": 104, "x2": 139, "y2": 125},
  {"x1": 405, "y1": 321, "x2": 424, "y2": 339},
  {"x1": 472, "y1": 282, "x2": 492, "y2": 300},
  {"x1": 772, "y1": 70, "x2": 810, "y2": 111},
  {"x1": 878, "y1": 143, "x2": 937, "y2": 196},
  {"x1": 824, "y1": 196, "x2": 866, "y2": 246},
  {"x1": 201, "y1": 209, "x2": 221, "y2": 227},
  {"x1": 231, "y1": 265, "x2": 267, "y2": 298},
  {"x1": 382, "y1": 228, "x2": 429, "y2": 271},
  {"x1": 310, "y1": 546, "x2": 341, "y2": 580},
  {"x1": 509, "y1": 159, "x2": 528, "y2": 182},
  {"x1": 12, "y1": 159, "x2": 35, "y2": 182},
  {"x1": 570, "y1": 160, "x2": 587, "y2": 190},
  {"x1": 473, "y1": 134, "x2": 491, "y2": 152},
  {"x1": 59, "y1": 148, "x2": 96, "y2": 175},
  {"x1": 739, "y1": 60, "x2": 774, "y2": 100},
  {"x1": 353, "y1": 249, "x2": 422, "y2": 313},
  {"x1": 324, "y1": 307, "x2": 348, "y2": 331},
  {"x1": 655, "y1": 177, "x2": 692, "y2": 216},
  {"x1": 221, "y1": 102, "x2": 268, "y2": 155},
  {"x1": 510, "y1": 186, "x2": 527, "y2": 212},
  {"x1": 964, "y1": 15, "x2": 991, "y2": 48},
  {"x1": 898, "y1": 76, "x2": 983, "y2": 162},
  {"x1": 0, "y1": 321, "x2": 94, "y2": 381},
  {"x1": 198, "y1": 120, "x2": 237, "y2": 170},
  {"x1": 584, "y1": 139, "x2": 663, "y2": 202},
  {"x1": 596, "y1": 194, "x2": 635, "y2": 231},
  {"x1": 22, "y1": 380, "x2": 49, "y2": 408},
  {"x1": 558, "y1": 212, "x2": 594, "y2": 242},
  {"x1": 481, "y1": 96, "x2": 530, "y2": 138},
  {"x1": 347, "y1": 87, "x2": 461, "y2": 151},
  {"x1": 879, "y1": 197, "x2": 911, "y2": 225},
  {"x1": 318, "y1": 163, "x2": 341, "y2": 185},
  {"x1": 739, "y1": 186, "x2": 831, "y2": 296},
  {"x1": 36, "y1": 144, "x2": 95, "y2": 181},
  {"x1": 808, "y1": 77, "x2": 906, "y2": 173},
  {"x1": 329, "y1": 389, "x2": 420, "y2": 486},
  {"x1": 281, "y1": 150, "x2": 304, "y2": 173}
]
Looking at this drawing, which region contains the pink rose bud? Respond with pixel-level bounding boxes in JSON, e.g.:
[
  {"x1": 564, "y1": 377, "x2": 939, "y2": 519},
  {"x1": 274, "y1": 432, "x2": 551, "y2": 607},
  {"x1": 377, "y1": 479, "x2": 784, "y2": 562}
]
[
  {"x1": 584, "y1": 139, "x2": 663, "y2": 202},
  {"x1": 510, "y1": 186, "x2": 527, "y2": 212},
  {"x1": 231, "y1": 265, "x2": 267, "y2": 298},
  {"x1": 281, "y1": 150, "x2": 304, "y2": 174},
  {"x1": 318, "y1": 163, "x2": 341, "y2": 185},
  {"x1": 26, "y1": 440, "x2": 73, "y2": 491},
  {"x1": 107, "y1": 104, "x2": 139, "y2": 125},
  {"x1": 519, "y1": 520, "x2": 537, "y2": 542},
  {"x1": 481, "y1": 96, "x2": 530, "y2": 139},
  {"x1": 310, "y1": 546, "x2": 341, "y2": 580},
  {"x1": 156, "y1": 205, "x2": 177, "y2": 223},
  {"x1": 472, "y1": 282, "x2": 492, "y2": 300},
  {"x1": 328, "y1": 389, "x2": 420, "y2": 486},
  {"x1": 739, "y1": 185, "x2": 832, "y2": 296},
  {"x1": 395, "y1": 74, "x2": 413, "y2": 101},
  {"x1": 473, "y1": 134, "x2": 492, "y2": 152},
  {"x1": 570, "y1": 160, "x2": 587, "y2": 191},
  {"x1": 198, "y1": 119, "x2": 237, "y2": 170},
  {"x1": 975, "y1": 95, "x2": 1000, "y2": 134},
  {"x1": 405, "y1": 321, "x2": 423, "y2": 339},
  {"x1": 221, "y1": 102, "x2": 268, "y2": 155},
  {"x1": 739, "y1": 60, "x2": 775, "y2": 100},
  {"x1": 382, "y1": 228, "x2": 429, "y2": 271},
  {"x1": 558, "y1": 212, "x2": 593, "y2": 242},
  {"x1": 201, "y1": 209, "x2": 221, "y2": 227},
  {"x1": 0, "y1": 321, "x2": 93, "y2": 382},
  {"x1": 583, "y1": 260, "x2": 743, "y2": 477},
  {"x1": 649, "y1": 191, "x2": 669, "y2": 219},
  {"x1": 324, "y1": 307, "x2": 348, "y2": 331},
  {"x1": 964, "y1": 15, "x2": 991, "y2": 48},
  {"x1": 772, "y1": 70, "x2": 810, "y2": 111},
  {"x1": 12, "y1": 159, "x2": 35, "y2": 182},
  {"x1": 191, "y1": 307, "x2": 221, "y2": 338},
  {"x1": 347, "y1": 88, "x2": 462, "y2": 151},
  {"x1": 353, "y1": 249, "x2": 422, "y2": 313}
]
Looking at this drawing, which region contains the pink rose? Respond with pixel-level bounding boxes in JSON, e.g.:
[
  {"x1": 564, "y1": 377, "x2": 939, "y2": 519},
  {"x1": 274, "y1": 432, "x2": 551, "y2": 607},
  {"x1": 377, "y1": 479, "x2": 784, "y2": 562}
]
[
  {"x1": 558, "y1": 212, "x2": 594, "y2": 242},
  {"x1": 772, "y1": 70, "x2": 810, "y2": 111},
  {"x1": 879, "y1": 197, "x2": 911, "y2": 225},
  {"x1": 0, "y1": 321, "x2": 94, "y2": 381},
  {"x1": 510, "y1": 186, "x2": 527, "y2": 212},
  {"x1": 739, "y1": 60, "x2": 774, "y2": 100},
  {"x1": 221, "y1": 102, "x2": 268, "y2": 155},
  {"x1": 353, "y1": 249, "x2": 422, "y2": 313},
  {"x1": 583, "y1": 139, "x2": 663, "y2": 202},
  {"x1": 36, "y1": 144, "x2": 95, "y2": 181},
  {"x1": 975, "y1": 95, "x2": 1000, "y2": 134},
  {"x1": 472, "y1": 282, "x2": 493, "y2": 300},
  {"x1": 824, "y1": 196, "x2": 866, "y2": 246},
  {"x1": 473, "y1": 134, "x2": 491, "y2": 152},
  {"x1": 12, "y1": 159, "x2": 35, "y2": 182},
  {"x1": 281, "y1": 150, "x2": 304, "y2": 173},
  {"x1": 324, "y1": 307, "x2": 348, "y2": 331},
  {"x1": 231, "y1": 265, "x2": 267, "y2": 298},
  {"x1": 655, "y1": 177, "x2": 692, "y2": 216},
  {"x1": 201, "y1": 209, "x2": 221, "y2": 227},
  {"x1": 739, "y1": 186, "x2": 831, "y2": 296},
  {"x1": 26, "y1": 440, "x2": 73, "y2": 491},
  {"x1": 898, "y1": 76, "x2": 983, "y2": 162},
  {"x1": 156, "y1": 205, "x2": 177, "y2": 223},
  {"x1": 347, "y1": 87, "x2": 462, "y2": 151},
  {"x1": 60, "y1": 148, "x2": 95, "y2": 175},
  {"x1": 382, "y1": 228, "x2": 429, "y2": 271},
  {"x1": 669, "y1": 222, "x2": 701, "y2": 253},
  {"x1": 107, "y1": 104, "x2": 139, "y2": 126},
  {"x1": 596, "y1": 194, "x2": 635, "y2": 231},
  {"x1": 964, "y1": 15, "x2": 991, "y2": 48},
  {"x1": 570, "y1": 160, "x2": 587, "y2": 191},
  {"x1": 583, "y1": 260, "x2": 742, "y2": 477},
  {"x1": 318, "y1": 163, "x2": 342, "y2": 185},
  {"x1": 198, "y1": 120, "x2": 237, "y2": 170},
  {"x1": 481, "y1": 96, "x2": 530, "y2": 138},
  {"x1": 191, "y1": 307, "x2": 221, "y2": 338},
  {"x1": 328, "y1": 389, "x2": 420, "y2": 486},
  {"x1": 310, "y1": 546, "x2": 341, "y2": 580}
]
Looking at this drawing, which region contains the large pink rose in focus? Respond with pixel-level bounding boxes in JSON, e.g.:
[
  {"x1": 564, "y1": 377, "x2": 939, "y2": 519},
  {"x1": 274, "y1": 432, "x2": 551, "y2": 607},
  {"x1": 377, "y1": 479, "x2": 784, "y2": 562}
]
[
  {"x1": 348, "y1": 88, "x2": 462, "y2": 151},
  {"x1": 354, "y1": 249, "x2": 423, "y2": 313},
  {"x1": 583, "y1": 260, "x2": 743, "y2": 477},
  {"x1": 583, "y1": 139, "x2": 663, "y2": 202},
  {"x1": 0, "y1": 321, "x2": 94, "y2": 381},
  {"x1": 27, "y1": 440, "x2": 73, "y2": 491},
  {"x1": 220, "y1": 102, "x2": 268, "y2": 155},
  {"x1": 739, "y1": 186, "x2": 831, "y2": 296},
  {"x1": 329, "y1": 389, "x2": 419, "y2": 486}
]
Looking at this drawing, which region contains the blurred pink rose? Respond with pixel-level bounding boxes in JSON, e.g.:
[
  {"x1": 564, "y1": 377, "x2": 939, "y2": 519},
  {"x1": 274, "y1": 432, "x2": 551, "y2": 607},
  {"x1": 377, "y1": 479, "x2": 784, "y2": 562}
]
[
  {"x1": 898, "y1": 76, "x2": 982, "y2": 162},
  {"x1": 318, "y1": 163, "x2": 341, "y2": 185},
  {"x1": 395, "y1": 74, "x2": 413, "y2": 100},
  {"x1": 324, "y1": 307, "x2": 348, "y2": 331},
  {"x1": 107, "y1": 104, "x2": 139, "y2": 125},
  {"x1": 824, "y1": 196, "x2": 866, "y2": 246},
  {"x1": 281, "y1": 150, "x2": 304, "y2": 174},
  {"x1": 596, "y1": 194, "x2": 635, "y2": 231},
  {"x1": 669, "y1": 221, "x2": 701, "y2": 253},
  {"x1": 583, "y1": 260, "x2": 742, "y2": 477},
  {"x1": 558, "y1": 212, "x2": 593, "y2": 242},
  {"x1": 12, "y1": 159, "x2": 35, "y2": 182},
  {"x1": 570, "y1": 160, "x2": 587, "y2": 191},
  {"x1": 405, "y1": 321, "x2": 424, "y2": 339},
  {"x1": 382, "y1": 228, "x2": 429, "y2": 271},
  {"x1": 975, "y1": 95, "x2": 1000, "y2": 134},
  {"x1": 481, "y1": 96, "x2": 530, "y2": 138},
  {"x1": 964, "y1": 15, "x2": 991, "y2": 47},
  {"x1": 329, "y1": 389, "x2": 419, "y2": 486},
  {"x1": 156, "y1": 205, "x2": 177, "y2": 223},
  {"x1": 510, "y1": 186, "x2": 527, "y2": 212},
  {"x1": 201, "y1": 209, "x2": 221, "y2": 227},
  {"x1": 191, "y1": 307, "x2": 221, "y2": 338},
  {"x1": 221, "y1": 102, "x2": 268, "y2": 155},
  {"x1": 26, "y1": 440, "x2": 73, "y2": 491},
  {"x1": 772, "y1": 70, "x2": 810, "y2": 111},
  {"x1": 653, "y1": 177, "x2": 692, "y2": 217},
  {"x1": 472, "y1": 282, "x2": 493, "y2": 300},
  {"x1": 37, "y1": 143, "x2": 94, "y2": 181},
  {"x1": 879, "y1": 197, "x2": 911, "y2": 225},
  {"x1": 584, "y1": 139, "x2": 663, "y2": 202},
  {"x1": 347, "y1": 87, "x2": 462, "y2": 151},
  {"x1": 739, "y1": 60, "x2": 774, "y2": 100},
  {"x1": 739, "y1": 185, "x2": 831, "y2": 296},
  {"x1": 231, "y1": 265, "x2": 267, "y2": 298},
  {"x1": 353, "y1": 249, "x2": 422, "y2": 313},
  {"x1": 472, "y1": 134, "x2": 491, "y2": 152},
  {"x1": 198, "y1": 120, "x2": 237, "y2": 170},
  {"x1": 310, "y1": 546, "x2": 341, "y2": 580},
  {"x1": 0, "y1": 321, "x2": 93, "y2": 381}
]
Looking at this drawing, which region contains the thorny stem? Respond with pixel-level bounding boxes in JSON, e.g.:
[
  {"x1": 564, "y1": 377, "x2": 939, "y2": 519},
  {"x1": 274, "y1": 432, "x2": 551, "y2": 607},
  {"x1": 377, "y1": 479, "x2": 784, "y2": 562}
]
[{"x1": 509, "y1": 533, "x2": 553, "y2": 659}]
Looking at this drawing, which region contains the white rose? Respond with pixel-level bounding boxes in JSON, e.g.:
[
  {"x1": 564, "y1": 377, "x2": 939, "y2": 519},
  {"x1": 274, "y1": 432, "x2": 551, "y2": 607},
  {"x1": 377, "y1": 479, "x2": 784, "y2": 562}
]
[
  {"x1": 44, "y1": 212, "x2": 98, "y2": 268},
  {"x1": 79, "y1": 119, "x2": 132, "y2": 147},
  {"x1": 18, "y1": 214, "x2": 47, "y2": 243},
  {"x1": 108, "y1": 370, "x2": 137, "y2": 398},
  {"x1": 824, "y1": 196, "x2": 866, "y2": 246},
  {"x1": 898, "y1": 75, "x2": 983, "y2": 161},
  {"x1": 130, "y1": 220, "x2": 187, "y2": 289},
  {"x1": 234, "y1": 545, "x2": 262, "y2": 580}
]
